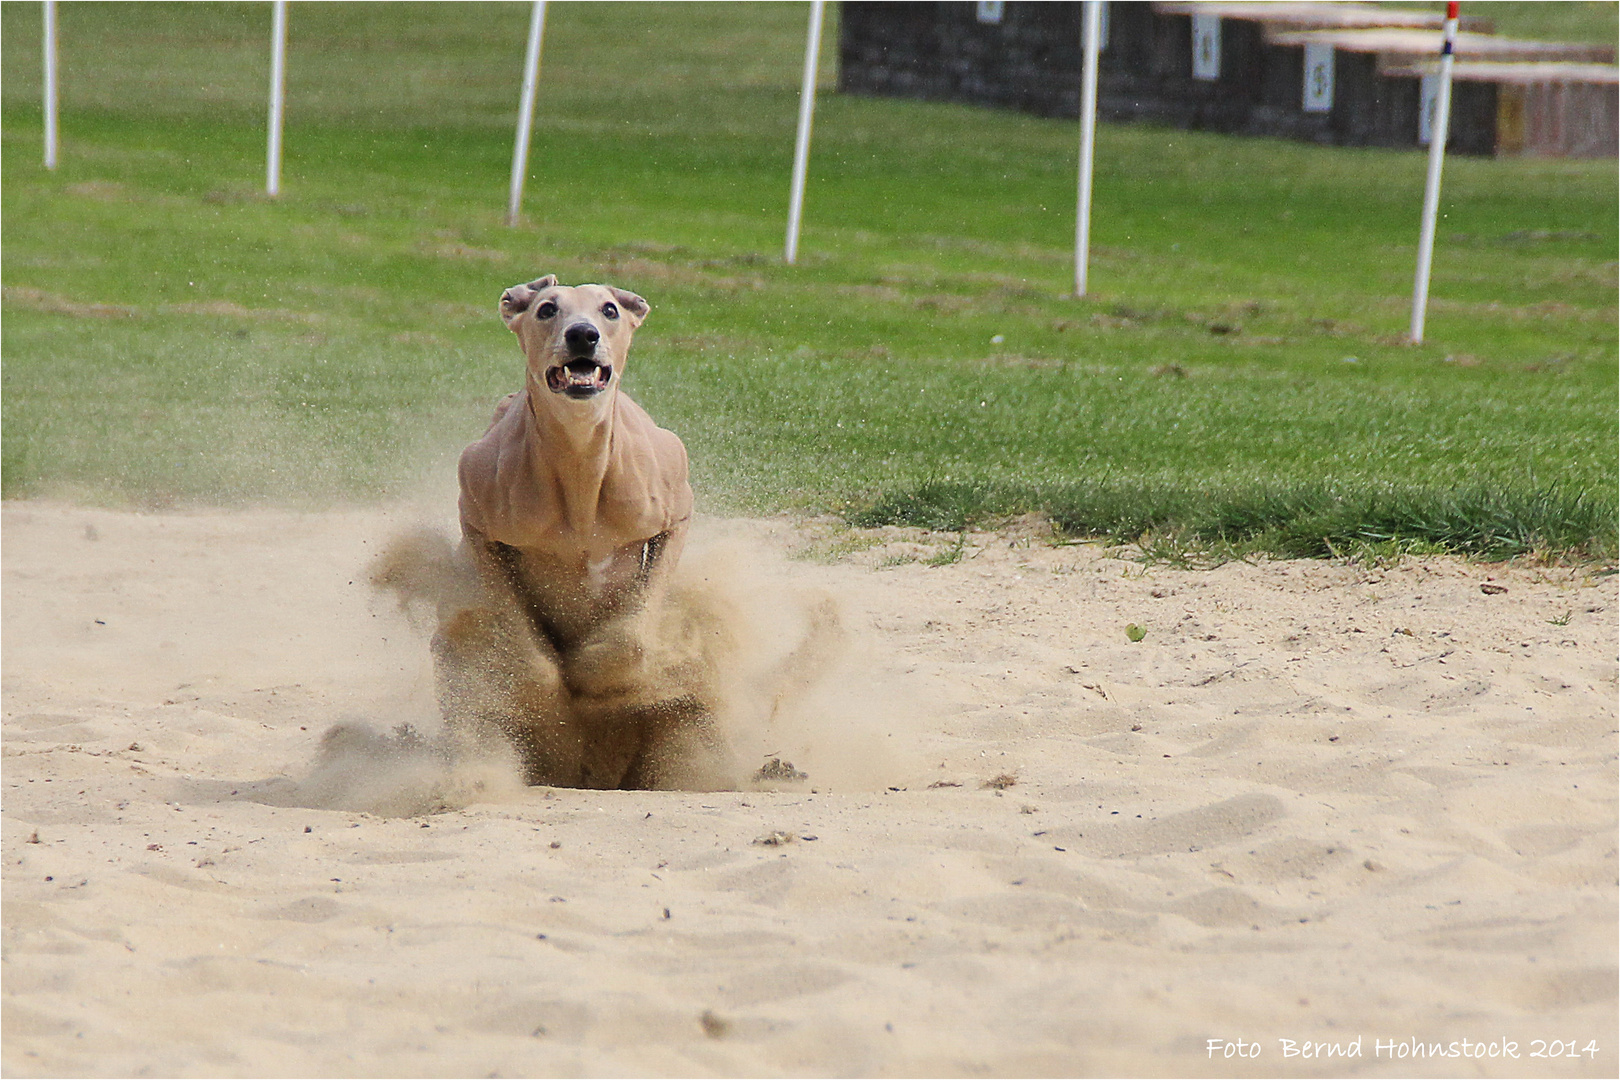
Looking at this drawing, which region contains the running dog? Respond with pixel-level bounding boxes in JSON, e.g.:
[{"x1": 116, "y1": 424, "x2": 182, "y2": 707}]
[{"x1": 430, "y1": 276, "x2": 728, "y2": 789}]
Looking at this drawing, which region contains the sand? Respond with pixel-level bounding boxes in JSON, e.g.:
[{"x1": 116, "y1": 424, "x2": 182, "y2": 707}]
[{"x1": 3, "y1": 499, "x2": 1616, "y2": 1078}]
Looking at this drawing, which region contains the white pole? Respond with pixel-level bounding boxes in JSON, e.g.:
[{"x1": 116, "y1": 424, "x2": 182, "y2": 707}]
[
  {"x1": 42, "y1": 0, "x2": 58, "y2": 170},
  {"x1": 1409, "y1": 1, "x2": 1458, "y2": 345},
  {"x1": 1074, "y1": 1, "x2": 1102, "y2": 297},
  {"x1": 508, "y1": 0, "x2": 547, "y2": 227},
  {"x1": 267, "y1": 0, "x2": 287, "y2": 196},
  {"x1": 785, "y1": 0, "x2": 825, "y2": 264}
]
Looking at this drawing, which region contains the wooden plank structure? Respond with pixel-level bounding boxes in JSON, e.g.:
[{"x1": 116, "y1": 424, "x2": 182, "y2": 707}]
[
  {"x1": 1262, "y1": 24, "x2": 1613, "y2": 152},
  {"x1": 1382, "y1": 59, "x2": 1619, "y2": 158},
  {"x1": 1097, "y1": 2, "x2": 1504, "y2": 143},
  {"x1": 837, "y1": 1, "x2": 1618, "y2": 156}
]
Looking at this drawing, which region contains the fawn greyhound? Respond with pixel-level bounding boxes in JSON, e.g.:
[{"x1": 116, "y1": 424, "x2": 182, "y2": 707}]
[{"x1": 431, "y1": 276, "x2": 728, "y2": 789}]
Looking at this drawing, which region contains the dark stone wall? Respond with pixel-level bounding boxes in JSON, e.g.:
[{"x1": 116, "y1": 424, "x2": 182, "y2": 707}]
[
  {"x1": 838, "y1": 1, "x2": 1500, "y2": 154},
  {"x1": 1450, "y1": 83, "x2": 1500, "y2": 156},
  {"x1": 1104, "y1": 10, "x2": 1265, "y2": 132},
  {"x1": 838, "y1": 2, "x2": 1087, "y2": 117}
]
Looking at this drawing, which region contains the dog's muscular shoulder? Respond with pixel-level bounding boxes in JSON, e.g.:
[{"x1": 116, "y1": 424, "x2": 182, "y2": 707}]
[{"x1": 456, "y1": 387, "x2": 691, "y2": 551}]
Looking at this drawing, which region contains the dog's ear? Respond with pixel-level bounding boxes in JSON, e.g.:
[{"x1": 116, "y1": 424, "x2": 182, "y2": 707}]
[
  {"x1": 609, "y1": 287, "x2": 650, "y2": 327},
  {"x1": 499, "y1": 275, "x2": 558, "y2": 329}
]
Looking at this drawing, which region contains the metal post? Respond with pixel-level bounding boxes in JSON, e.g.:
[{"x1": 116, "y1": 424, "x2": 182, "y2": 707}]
[
  {"x1": 1075, "y1": 1, "x2": 1102, "y2": 296},
  {"x1": 507, "y1": 0, "x2": 547, "y2": 226},
  {"x1": 1410, "y1": 1, "x2": 1459, "y2": 345},
  {"x1": 267, "y1": 0, "x2": 287, "y2": 196},
  {"x1": 43, "y1": 0, "x2": 58, "y2": 169},
  {"x1": 784, "y1": 0, "x2": 825, "y2": 264}
]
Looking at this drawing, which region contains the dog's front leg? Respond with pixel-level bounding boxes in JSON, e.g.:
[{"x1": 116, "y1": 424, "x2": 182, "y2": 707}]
[
  {"x1": 635, "y1": 516, "x2": 689, "y2": 594},
  {"x1": 432, "y1": 527, "x2": 585, "y2": 785},
  {"x1": 565, "y1": 517, "x2": 690, "y2": 697}
]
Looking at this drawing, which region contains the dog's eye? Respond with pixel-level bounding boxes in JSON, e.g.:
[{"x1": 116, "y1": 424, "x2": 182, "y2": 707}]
[
  {"x1": 601, "y1": 302, "x2": 619, "y2": 321},
  {"x1": 534, "y1": 301, "x2": 558, "y2": 320}
]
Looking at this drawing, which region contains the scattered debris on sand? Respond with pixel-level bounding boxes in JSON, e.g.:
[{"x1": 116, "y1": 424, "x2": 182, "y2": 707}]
[{"x1": 753, "y1": 756, "x2": 808, "y2": 782}]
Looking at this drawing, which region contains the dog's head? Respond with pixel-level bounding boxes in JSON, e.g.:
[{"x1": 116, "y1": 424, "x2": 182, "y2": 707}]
[{"x1": 500, "y1": 276, "x2": 649, "y2": 405}]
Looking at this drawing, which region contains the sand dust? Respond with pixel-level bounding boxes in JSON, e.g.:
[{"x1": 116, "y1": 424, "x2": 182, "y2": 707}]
[
  {"x1": 3, "y1": 500, "x2": 1616, "y2": 1077},
  {"x1": 365, "y1": 522, "x2": 884, "y2": 794}
]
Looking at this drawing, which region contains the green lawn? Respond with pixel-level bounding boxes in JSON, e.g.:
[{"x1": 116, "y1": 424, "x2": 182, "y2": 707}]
[
  {"x1": 1393, "y1": 0, "x2": 1620, "y2": 43},
  {"x1": 3, "y1": 2, "x2": 1615, "y2": 558}
]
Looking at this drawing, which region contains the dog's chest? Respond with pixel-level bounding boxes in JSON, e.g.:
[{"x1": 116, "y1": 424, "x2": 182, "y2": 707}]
[
  {"x1": 489, "y1": 491, "x2": 662, "y2": 564},
  {"x1": 508, "y1": 535, "x2": 645, "y2": 602}
]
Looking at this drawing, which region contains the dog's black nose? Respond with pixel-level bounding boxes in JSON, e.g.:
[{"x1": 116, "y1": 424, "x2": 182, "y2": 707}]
[{"x1": 564, "y1": 322, "x2": 600, "y2": 354}]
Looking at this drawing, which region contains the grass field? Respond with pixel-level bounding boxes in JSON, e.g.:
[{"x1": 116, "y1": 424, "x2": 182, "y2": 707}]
[
  {"x1": 1395, "y1": 0, "x2": 1620, "y2": 43},
  {"x1": 3, "y1": 2, "x2": 1616, "y2": 559}
]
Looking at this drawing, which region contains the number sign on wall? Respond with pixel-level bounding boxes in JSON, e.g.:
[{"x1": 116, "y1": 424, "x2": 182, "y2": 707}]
[
  {"x1": 1302, "y1": 42, "x2": 1334, "y2": 113},
  {"x1": 1192, "y1": 15, "x2": 1221, "y2": 81}
]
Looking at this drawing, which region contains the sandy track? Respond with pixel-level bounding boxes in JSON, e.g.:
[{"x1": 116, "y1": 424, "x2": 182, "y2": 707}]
[{"x1": 3, "y1": 500, "x2": 1615, "y2": 1077}]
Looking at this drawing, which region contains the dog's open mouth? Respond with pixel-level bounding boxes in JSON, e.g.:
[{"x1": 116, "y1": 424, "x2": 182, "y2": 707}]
[{"x1": 546, "y1": 359, "x2": 612, "y2": 399}]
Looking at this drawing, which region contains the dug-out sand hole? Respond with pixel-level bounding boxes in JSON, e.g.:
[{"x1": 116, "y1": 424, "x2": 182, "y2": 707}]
[{"x1": 296, "y1": 522, "x2": 920, "y2": 808}]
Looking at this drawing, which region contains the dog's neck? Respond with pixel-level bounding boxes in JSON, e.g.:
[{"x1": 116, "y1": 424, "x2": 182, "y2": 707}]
[{"x1": 524, "y1": 369, "x2": 619, "y2": 537}]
